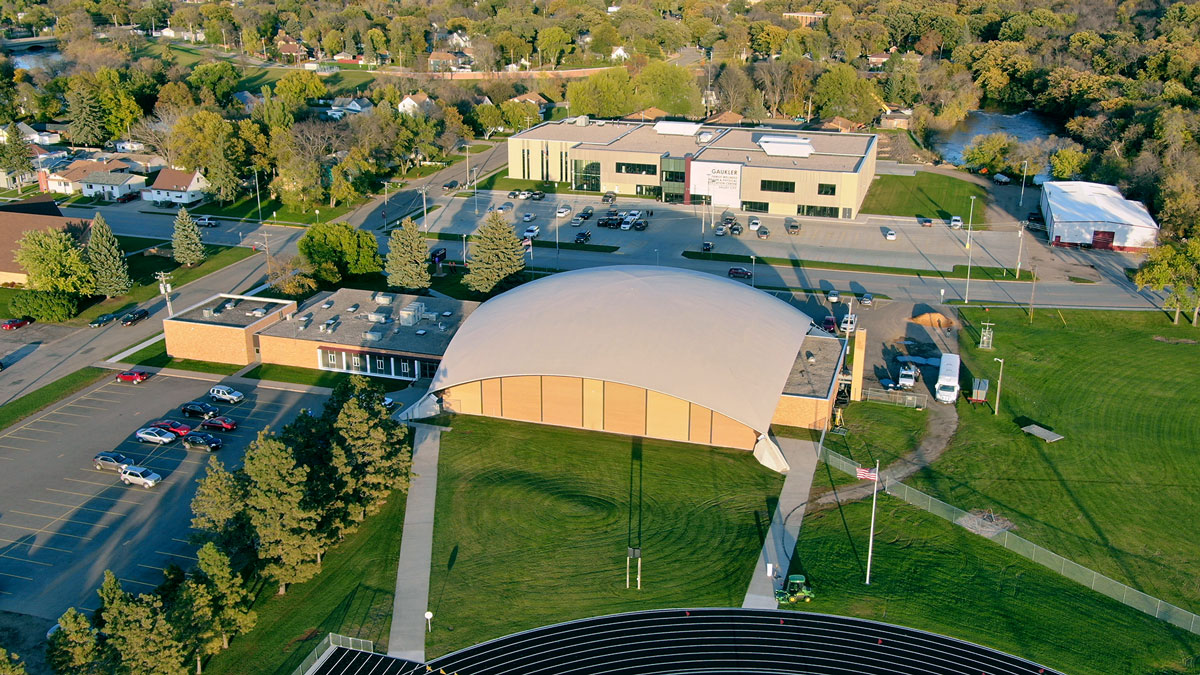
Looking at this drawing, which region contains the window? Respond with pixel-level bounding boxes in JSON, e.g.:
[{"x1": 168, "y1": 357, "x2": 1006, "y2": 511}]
[
  {"x1": 327, "y1": 352, "x2": 337, "y2": 366},
  {"x1": 636, "y1": 185, "x2": 661, "y2": 197},
  {"x1": 376, "y1": 357, "x2": 386, "y2": 371},
  {"x1": 798, "y1": 204, "x2": 840, "y2": 218},
  {"x1": 818, "y1": 183, "x2": 837, "y2": 196},
  {"x1": 662, "y1": 170, "x2": 685, "y2": 183},
  {"x1": 572, "y1": 160, "x2": 601, "y2": 192},
  {"x1": 401, "y1": 361, "x2": 411, "y2": 375},
  {"x1": 616, "y1": 162, "x2": 657, "y2": 176},
  {"x1": 352, "y1": 355, "x2": 360, "y2": 367},
  {"x1": 761, "y1": 179, "x2": 796, "y2": 193},
  {"x1": 742, "y1": 200, "x2": 769, "y2": 213}
]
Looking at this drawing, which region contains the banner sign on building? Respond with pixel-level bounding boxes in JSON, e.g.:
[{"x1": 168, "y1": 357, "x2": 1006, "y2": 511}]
[{"x1": 689, "y1": 161, "x2": 742, "y2": 208}]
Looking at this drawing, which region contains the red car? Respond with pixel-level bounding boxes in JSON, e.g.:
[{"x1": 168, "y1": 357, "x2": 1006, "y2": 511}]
[
  {"x1": 149, "y1": 419, "x2": 192, "y2": 436},
  {"x1": 114, "y1": 370, "x2": 150, "y2": 384},
  {"x1": 2, "y1": 317, "x2": 32, "y2": 330},
  {"x1": 199, "y1": 416, "x2": 237, "y2": 431}
]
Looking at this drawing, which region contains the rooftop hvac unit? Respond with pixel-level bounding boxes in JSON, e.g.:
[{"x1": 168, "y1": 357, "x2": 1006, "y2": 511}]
[
  {"x1": 398, "y1": 308, "x2": 418, "y2": 326},
  {"x1": 421, "y1": 312, "x2": 438, "y2": 322},
  {"x1": 574, "y1": 115, "x2": 589, "y2": 127},
  {"x1": 224, "y1": 301, "x2": 236, "y2": 310},
  {"x1": 324, "y1": 319, "x2": 337, "y2": 332},
  {"x1": 375, "y1": 293, "x2": 394, "y2": 305},
  {"x1": 247, "y1": 307, "x2": 266, "y2": 317},
  {"x1": 367, "y1": 312, "x2": 389, "y2": 323},
  {"x1": 202, "y1": 308, "x2": 214, "y2": 317},
  {"x1": 362, "y1": 330, "x2": 382, "y2": 342},
  {"x1": 596, "y1": 120, "x2": 606, "y2": 126},
  {"x1": 698, "y1": 132, "x2": 714, "y2": 143},
  {"x1": 441, "y1": 310, "x2": 453, "y2": 317},
  {"x1": 415, "y1": 329, "x2": 427, "y2": 336}
]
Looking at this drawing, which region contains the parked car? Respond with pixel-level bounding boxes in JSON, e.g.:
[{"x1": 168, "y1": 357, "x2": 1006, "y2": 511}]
[
  {"x1": 209, "y1": 385, "x2": 244, "y2": 404},
  {"x1": 950, "y1": 216, "x2": 963, "y2": 229},
  {"x1": 120, "y1": 466, "x2": 161, "y2": 488},
  {"x1": 531, "y1": 191, "x2": 546, "y2": 201},
  {"x1": 181, "y1": 402, "x2": 220, "y2": 419},
  {"x1": 627, "y1": 210, "x2": 641, "y2": 220},
  {"x1": 827, "y1": 289, "x2": 841, "y2": 303},
  {"x1": 93, "y1": 451, "x2": 132, "y2": 472},
  {"x1": 89, "y1": 313, "x2": 119, "y2": 328},
  {"x1": 620, "y1": 218, "x2": 634, "y2": 231},
  {"x1": 602, "y1": 191, "x2": 616, "y2": 203},
  {"x1": 507, "y1": 190, "x2": 519, "y2": 198},
  {"x1": 517, "y1": 190, "x2": 532, "y2": 199},
  {"x1": 727, "y1": 266, "x2": 753, "y2": 279},
  {"x1": 1027, "y1": 211, "x2": 1044, "y2": 224},
  {"x1": 897, "y1": 364, "x2": 920, "y2": 390},
  {"x1": 715, "y1": 224, "x2": 728, "y2": 236},
  {"x1": 114, "y1": 370, "x2": 150, "y2": 384},
  {"x1": 523, "y1": 225, "x2": 541, "y2": 239},
  {"x1": 822, "y1": 316, "x2": 837, "y2": 333},
  {"x1": 632, "y1": 220, "x2": 648, "y2": 231},
  {"x1": 150, "y1": 419, "x2": 191, "y2": 436},
  {"x1": 756, "y1": 227, "x2": 770, "y2": 239},
  {"x1": 182, "y1": 432, "x2": 223, "y2": 452},
  {"x1": 580, "y1": 206, "x2": 594, "y2": 219},
  {"x1": 522, "y1": 213, "x2": 536, "y2": 222},
  {"x1": 785, "y1": 219, "x2": 800, "y2": 235},
  {"x1": 498, "y1": 202, "x2": 513, "y2": 212},
  {"x1": 722, "y1": 214, "x2": 736, "y2": 225},
  {"x1": 729, "y1": 223, "x2": 743, "y2": 236},
  {"x1": 860, "y1": 293, "x2": 874, "y2": 306},
  {"x1": 116, "y1": 192, "x2": 138, "y2": 203},
  {"x1": 199, "y1": 416, "x2": 238, "y2": 431},
  {"x1": 195, "y1": 216, "x2": 216, "y2": 227},
  {"x1": 606, "y1": 208, "x2": 618, "y2": 217},
  {"x1": 441, "y1": 180, "x2": 459, "y2": 191},
  {"x1": 919, "y1": 217, "x2": 933, "y2": 227},
  {"x1": 885, "y1": 229, "x2": 896, "y2": 240},
  {"x1": 1, "y1": 317, "x2": 31, "y2": 330},
  {"x1": 556, "y1": 204, "x2": 572, "y2": 217},
  {"x1": 840, "y1": 314, "x2": 858, "y2": 333},
  {"x1": 574, "y1": 230, "x2": 592, "y2": 244},
  {"x1": 135, "y1": 427, "x2": 176, "y2": 445},
  {"x1": 569, "y1": 216, "x2": 583, "y2": 227},
  {"x1": 749, "y1": 217, "x2": 761, "y2": 231},
  {"x1": 120, "y1": 309, "x2": 149, "y2": 326}
]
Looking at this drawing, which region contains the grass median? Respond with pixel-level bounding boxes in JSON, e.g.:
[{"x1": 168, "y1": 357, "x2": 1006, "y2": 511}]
[
  {"x1": 682, "y1": 250, "x2": 1030, "y2": 282},
  {"x1": 0, "y1": 367, "x2": 111, "y2": 432},
  {"x1": 122, "y1": 339, "x2": 242, "y2": 375}
]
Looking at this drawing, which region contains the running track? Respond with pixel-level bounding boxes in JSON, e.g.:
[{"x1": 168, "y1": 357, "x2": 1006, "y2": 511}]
[{"x1": 309, "y1": 608, "x2": 1063, "y2": 675}]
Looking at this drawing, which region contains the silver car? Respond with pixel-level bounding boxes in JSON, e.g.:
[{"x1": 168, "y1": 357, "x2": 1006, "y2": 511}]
[
  {"x1": 120, "y1": 466, "x2": 161, "y2": 488},
  {"x1": 135, "y1": 427, "x2": 176, "y2": 445}
]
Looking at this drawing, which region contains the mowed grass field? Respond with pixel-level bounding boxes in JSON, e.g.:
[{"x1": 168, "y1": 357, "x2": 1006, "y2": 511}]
[
  {"x1": 426, "y1": 416, "x2": 786, "y2": 657},
  {"x1": 905, "y1": 308, "x2": 1200, "y2": 611},
  {"x1": 788, "y1": 498, "x2": 1200, "y2": 675},
  {"x1": 861, "y1": 172, "x2": 990, "y2": 225},
  {"x1": 812, "y1": 402, "x2": 927, "y2": 493}
]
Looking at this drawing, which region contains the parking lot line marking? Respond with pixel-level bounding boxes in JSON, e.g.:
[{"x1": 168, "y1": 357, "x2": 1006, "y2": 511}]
[
  {"x1": 0, "y1": 444, "x2": 29, "y2": 451},
  {"x1": 11, "y1": 511, "x2": 110, "y2": 529},
  {"x1": 138, "y1": 563, "x2": 166, "y2": 572},
  {"x1": 20, "y1": 425, "x2": 64, "y2": 432},
  {"x1": 171, "y1": 537, "x2": 194, "y2": 545},
  {"x1": 62, "y1": 403, "x2": 107, "y2": 411},
  {"x1": 64, "y1": 477, "x2": 122, "y2": 488},
  {"x1": 155, "y1": 550, "x2": 198, "y2": 561},
  {"x1": 45, "y1": 488, "x2": 142, "y2": 505},
  {"x1": 0, "y1": 571, "x2": 31, "y2": 581},
  {"x1": 0, "y1": 552, "x2": 53, "y2": 567},
  {"x1": 118, "y1": 577, "x2": 157, "y2": 588},
  {"x1": 2, "y1": 435, "x2": 46, "y2": 443},
  {"x1": 0, "y1": 455, "x2": 12, "y2": 460},
  {"x1": 43, "y1": 410, "x2": 90, "y2": 419},
  {"x1": 0, "y1": 523, "x2": 91, "y2": 540},
  {"x1": 0, "y1": 536, "x2": 72, "y2": 554},
  {"x1": 29, "y1": 499, "x2": 133, "y2": 517},
  {"x1": 0, "y1": 590, "x2": 12, "y2": 595}
]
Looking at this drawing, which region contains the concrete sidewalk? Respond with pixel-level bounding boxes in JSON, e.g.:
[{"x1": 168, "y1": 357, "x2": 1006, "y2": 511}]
[
  {"x1": 387, "y1": 424, "x2": 443, "y2": 661},
  {"x1": 93, "y1": 361, "x2": 335, "y2": 396},
  {"x1": 742, "y1": 434, "x2": 820, "y2": 609}
]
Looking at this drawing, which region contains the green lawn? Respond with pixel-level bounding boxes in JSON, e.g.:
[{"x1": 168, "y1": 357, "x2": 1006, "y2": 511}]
[
  {"x1": 116, "y1": 235, "x2": 168, "y2": 252},
  {"x1": 0, "y1": 184, "x2": 40, "y2": 200},
  {"x1": 861, "y1": 172, "x2": 990, "y2": 225},
  {"x1": 426, "y1": 415, "x2": 786, "y2": 657},
  {"x1": 902, "y1": 308, "x2": 1200, "y2": 611},
  {"x1": 0, "y1": 287, "x2": 18, "y2": 319},
  {"x1": 240, "y1": 363, "x2": 399, "y2": 389},
  {"x1": 204, "y1": 491, "x2": 405, "y2": 675},
  {"x1": 813, "y1": 402, "x2": 927, "y2": 494},
  {"x1": 191, "y1": 195, "x2": 358, "y2": 225},
  {"x1": 162, "y1": 43, "x2": 377, "y2": 95},
  {"x1": 0, "y1": 367, "x2": 110, "y2": 432},
  {"x1": 787, "y1": 498, "x2": 1200, "y2": 675},
  {"x1": 681, "y1": 250, "x2": 1028, "y2": 282},
  {"x1": 122, "y1": 338, "x2": 243, "y2": 375}
]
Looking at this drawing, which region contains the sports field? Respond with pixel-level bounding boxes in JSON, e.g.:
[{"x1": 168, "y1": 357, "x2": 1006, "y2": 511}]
[
  {"x1": 860, "y1": 172, "x2": 990, "y2": 224},
  {"x1": 425, "y1": 416, "x2": 785, "y2": 657},
  {"x1": 909, "y1": 308, "x2": 1200, "y2": 610}
]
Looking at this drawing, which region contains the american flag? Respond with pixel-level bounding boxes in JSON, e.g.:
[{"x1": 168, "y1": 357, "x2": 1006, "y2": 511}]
[{"x1": 856, "y1": 467, "x2": 878, "y2": 481}]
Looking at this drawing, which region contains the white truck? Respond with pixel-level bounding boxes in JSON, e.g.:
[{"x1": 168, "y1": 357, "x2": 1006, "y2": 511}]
[
  {"x1": 935, "y1": 353, "x2": 961, "y2": 404},
  {"x1": 897, "y1": 364, "x2": 919, "y2": 390}
]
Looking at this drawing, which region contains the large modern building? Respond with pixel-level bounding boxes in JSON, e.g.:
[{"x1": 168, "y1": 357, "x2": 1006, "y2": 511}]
[
  {"x1": 410, "y1": 266, "x2": 845, "y2": 472},
  {"x1": 507, "y1": 119, "x2": 877, "y2": 219},
  {"x1": 1040, "y1": 181, "x2": 1159, "y2": 250}
]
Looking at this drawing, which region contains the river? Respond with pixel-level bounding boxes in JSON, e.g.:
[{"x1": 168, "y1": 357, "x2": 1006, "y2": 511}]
[
  {"x1": 12, "y1": 51, "x2": 64, "y2": 71},
  {"x1": 930, "y1": 110, "x2": 1058, "y2": 168}
]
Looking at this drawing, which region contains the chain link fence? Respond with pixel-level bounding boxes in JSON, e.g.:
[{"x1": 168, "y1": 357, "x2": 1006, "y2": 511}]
[
  {"x1": 290, "y1": 634, "x2": 377, "y2": 675},
  {"x1": 863, "y1": 388, "x2": 928, "y2": 408},
  {"x1": 818, "y1": 446, "x2": 1200, "y2": 636}
]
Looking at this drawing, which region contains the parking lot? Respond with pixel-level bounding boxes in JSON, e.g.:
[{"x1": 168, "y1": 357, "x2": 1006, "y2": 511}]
[{"x1": 0, "y1": 372, "x2": 326, "y2": 621}]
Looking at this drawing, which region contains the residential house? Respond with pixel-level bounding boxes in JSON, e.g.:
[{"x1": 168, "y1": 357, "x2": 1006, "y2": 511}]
[
  {"x1": 40, "y1": 159, "x2": 130, "y2": 194},
  {"x1": 428, "y1": 50, "x2": 462, "y2": 72},
  {"x1": 81, "y1": 171, "x2": 147, "y2": 201},
  {"x1": 705, "y1": 110, "x2": 745, "y2": 125},
  {"x1": 878, "y1": 111, "x2": 912, "y2": 130},
  {"x1": 611, "y1": 46, "x2": 629, "y2": 61},
  {"x1": 331, "y1": 97, "x2": 375, "y2": 115},
  {"x1": 102, "y1": 153, "x2": 167, "y2": 174},
  {"x1": 446, "y1": 30, "x2": 472, "y2": 50},
  {"x1": 866, "y1": 51, "x2": 893, "y2": 69},
  {"x1": 144, "y1": 168, "x2": 209, "y2": 204},
  {"x1": 29, "y1": 144, "x2": 68, "y2": 169},
  {"x1": 508, "y1": 92, "x2": 550, "y2": 115},
  {"x1": 160, "y1": 26, "x2": 205, "y2": 41},
  {"x1": 781, "y1": 11, "x2": 828, "y2": 27},
  {"x1": 233, "y1": 90, "x2": 264, "y2": 114},
  {"x1": 398, "y1": 92, "x2": 437, "y2": 116},
  {"x1": 0, "y1": 121, "x2": 58, "y2": 145},
  {"x1": 0, "y1": 197, "x2": 91, "y2": 285},
  {"x1": 623, "y1": 107, "x2": 670, "y2": 122},
  {"x1": 0, "y1": 167, "x2": 34, "y2": 190},
  {"x1": 113, "y1": 140, "x2": 145, "y2": 153},
  {"x1": 333, "y1": 52, "x2": 360, "y2": 64},
  {"x1": 470, "y1": 95, "x2": 494, "y2": 107},
  {"x1": 276, "y1": 33, "x2": 309, "y2": 62},
  {"x1": 817, "y1": 116, "x2": 862, "y2": 133}
]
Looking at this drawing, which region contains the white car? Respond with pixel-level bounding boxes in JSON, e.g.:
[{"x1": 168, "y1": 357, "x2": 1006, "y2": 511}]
[
  {"x1": 135, "y1": 427, "x2": 176, "y2": 445},
  {"x1": 885, "y1": 229, "x2": 896, "y2": 240},
  {"x1": 626, "y1": 210, "x2": 641, "y2": 220},
  {"x1": 950, "y1": 216, "x2": 963, "y2": 229},
  {"x1": 749, "y1": 217, "x2": 761, "y2": 231},
  {"x1": 840, "y1": 313, "x2": 858, "y2": 333},
  {"x1": 195, "y1": 216, "x2": 216, "y2": 227},
  {"x1": 523, "y1": 225, "x2": 541, "y2": 239},
  {"x1": 517, "y1": 191, "x2": 532, "y2": 200},
  {"x1": 620, "y1": 219, "x2": 633, "y2": 231},
  {"x1": 522, "y1": 213, "x2": 536, "y2": 222},
  {"x1": 120, "y1": 466, "x2": 161, "y2": 489},
  {"x1": 209, "y1": 385, "x2": 244, "y2": 404},
  {"x1": 827, "y1": 289, "x2": 841, "y2": 303},
  {"x1": 556, "y1": 205, "x2": 572, "y2": 217}
]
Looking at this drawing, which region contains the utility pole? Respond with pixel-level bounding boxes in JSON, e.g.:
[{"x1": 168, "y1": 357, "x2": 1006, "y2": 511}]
[
  {"x1": 965, "y1": 195, "x2": 976, "y2": 303},
  {"x1": 1019, "y1": 160, "x2": 1028, "y2": 207},
  {"x1": 155, "y1": 271, "x2": 174, "y2": 316},
  {"x1": 254, "y1": 171, "x2": 263, "y2": 223},
  {"x1": 419, "y1": 186, "x2": 430, "y2": 230},
  {"x1": 257, "y1": 232, "x2": 273, "y2": 280}
]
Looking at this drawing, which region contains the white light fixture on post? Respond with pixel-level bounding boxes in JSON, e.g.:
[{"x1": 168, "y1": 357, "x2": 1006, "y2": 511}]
[{"x1": 993, "y1": 357, "x2": 1005, "y2": 416}]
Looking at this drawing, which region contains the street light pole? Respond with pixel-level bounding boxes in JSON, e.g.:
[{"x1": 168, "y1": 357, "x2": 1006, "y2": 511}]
[
  {"x1": 965, "y1": 195, "x2": 976, "y2": 304},
  {"x1": 993, "y1": 357, "x2": 1005, "y2": 416},
  {"x1": 1015, "y1": 226, "x2": 1024, "y2": 280},
  {"x1": 1018, "y1": 160, "x2": 1028, "y2": 207},
  {"x1": 751, "y1": 255, "x2": 756, "y2": 288},
  {"x1": 419, "y1": 186, "x2": 430, "y2": 231},
  {"x1": 254, "y1": 171, "x2": 263, "y2": 223},
  {"x1": 155, "y1": 271, "x2": 174, "y2": 316}
]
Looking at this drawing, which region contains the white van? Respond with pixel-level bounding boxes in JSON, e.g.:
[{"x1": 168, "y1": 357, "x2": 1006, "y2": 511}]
[{"x1": 935, "y1": 353, "x2": 961, "y2": 404}]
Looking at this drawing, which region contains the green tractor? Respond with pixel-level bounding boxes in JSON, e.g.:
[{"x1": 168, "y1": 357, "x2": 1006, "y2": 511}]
[{"x1": 775, "y1": 574, "x2": 814, "y2": 604}]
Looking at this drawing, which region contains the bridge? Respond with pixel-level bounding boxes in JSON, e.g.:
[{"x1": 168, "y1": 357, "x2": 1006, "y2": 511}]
[{"x1": 0, "y1": 36, "x2": 59, "y2": 54}]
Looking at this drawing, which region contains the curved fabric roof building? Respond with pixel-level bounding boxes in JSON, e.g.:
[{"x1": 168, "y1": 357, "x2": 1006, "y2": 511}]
[{"x1": 427, "y1": 266, "x2": 820, "y2": 461}]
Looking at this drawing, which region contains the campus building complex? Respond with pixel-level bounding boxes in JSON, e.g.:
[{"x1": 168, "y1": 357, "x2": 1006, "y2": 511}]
[{"x1": 507, "y1": 119, "x2": 877, "y2": 219}]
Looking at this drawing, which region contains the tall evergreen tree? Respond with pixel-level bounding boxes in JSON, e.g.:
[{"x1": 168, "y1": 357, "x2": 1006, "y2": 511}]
[
  {"x1": 0, "y1": 648, "x2": 25, "y2": 675},
  {"x1": 172, "y1": 207, "x2": 207, "y2": 267},
  {"x1": 242, "y1": 431, "x2": 324, "y2": 594},
  {"x1": 105, "y1": 594, "x2": 188, "y2": 675},
  {"x1": 463, "y1": 212, "x2": 526, "y2": 293},
  {"x1": 66, "y1": 84, "x2": 107, "y2": 147},
  {"x1": 47, "y1": 608, "x2": 101, "y2": 674},
  {"x1": 86, "y1": 213, "x2": 132, "y2": 299},
  {"x1": 195, "y1": 543, "x2": 256, "y2": 650},
  {"x1": 170, "y1": 580, "x2": 221, "y2": 674},
  {"x1": 0, "y1": 123, "x2": 33, "y2": 179},
  {"x1": 190, "y1": 457, "x2": 249, "y2": 552},
  {"x1": 334, "y1": 393, "x2": 412, "y2": 517},
  {"x1": 384, "y1": 218, "x2": 431, "y2": 290}
]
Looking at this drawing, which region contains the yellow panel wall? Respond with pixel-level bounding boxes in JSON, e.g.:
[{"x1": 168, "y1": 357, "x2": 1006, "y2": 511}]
[
  {"x1": 771, "y1": 394, "x2": 832, "y2": 430},
  {"x1": 541, "y1": 376, "x2": 583, "y2": 427},
  {"x1": 164, "y1": 321, "x2": 256, "y2": 365},
  {"x1": 582, "y1": 378, "x2": 604, "y2": 430},
  {"x1": 481, "y1": 378, "x2": 502, "y2": 417},
  {"x1": 711, "y1": 411, "x2": 758, "y2": 450},
  {"x1": 603, "y1": 382, "x2": 646, "y2": 436},
  {"x1": 645, "y1": 390, "x2": 690, "y2": 442},
  {"x1": 689, "y1": 403, "x2": 712, "y2": 445},
  {"x1": 444, "y1": 381, "x2": 482, "y2": 415},
  {"x1": 500, "y1": 376, "x2": 542, "y2": 422}
]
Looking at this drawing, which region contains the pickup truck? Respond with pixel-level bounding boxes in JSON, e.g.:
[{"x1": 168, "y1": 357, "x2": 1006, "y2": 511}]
[{"x1": 897, "y1": 364, "x2": 919, "y2": 389}]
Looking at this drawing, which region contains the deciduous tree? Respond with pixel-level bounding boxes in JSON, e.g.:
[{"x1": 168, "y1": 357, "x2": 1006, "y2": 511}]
[
  {"x1": 297, "y1": 221, "x2": 382, "y2": 278},
  {"x1": 1135, "y1": 243, "x2": 1196, "y2": 325},
  {"x1": 172, "y1": 207, "x2": 207, "y2": 267},
  {"x1": 15, "y1": 228, "x2": 93, "y2": 295},
  {"x1": 474, "y1": 103, "x2": 504, "y2": 139},
  {"x1": 812, "y1": 64, "x2": 880, "y2": 125},
  {"x1": 86, "y1": 213, "x2": 132, "y2": 299},
  {"x1": 274, "y1": 71, "x2": 327, "y2": 110},
  {"x1": 464, "y1": 212, "x2": 525, "y2": 293},
  {"x1": 385, "y1": 219, "x2": 431, "y2": 290}
]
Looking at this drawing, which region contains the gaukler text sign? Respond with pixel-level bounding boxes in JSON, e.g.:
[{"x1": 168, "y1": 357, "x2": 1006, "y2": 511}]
[{"x1": 689, "y1": 161, "x2": 743, "y2": 208}]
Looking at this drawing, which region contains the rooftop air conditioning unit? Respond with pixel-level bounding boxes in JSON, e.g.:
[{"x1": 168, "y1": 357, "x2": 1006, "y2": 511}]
[
  {"x1": 324, "y1": 319, "x2": 336, "y2": 332},
  {"x1": 318, "y1": 323, "x2": 326, "y2": 333},
  {"x1": 375, "y1": 293, "x2": 394, "y2": 305},
  {"x1": 574, "y1": 115, "x2": 589, "y2": 127},
  {"x1": 398, "y1": 308, "x2": 418, "y2": 326},
  {"x1": 224, "y1": 301, "x2": 236, "y2": 310},
  {"x1": 362, "y1": 330, "x2": 382, "y2": 342},
  {"x1": 441, "y1": 311, "x2": 453, "y2": 317},
  {"x1": 202, "y1": 308, "x2": 214, "y2": 317},
  {"x1": 367, "y1": 312, "x2": 388, "y2": 323},
  {"x1": 249, "y1": 307, "x2": 267, "y2": 317},
  {"x1": 698, "y1": 132, "x2": 714, "y2": 143}
]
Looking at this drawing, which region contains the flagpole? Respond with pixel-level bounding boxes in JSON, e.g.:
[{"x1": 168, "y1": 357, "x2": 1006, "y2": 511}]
[{"x1": 865, "y1": 460, "x2": 880, "y2": 585}]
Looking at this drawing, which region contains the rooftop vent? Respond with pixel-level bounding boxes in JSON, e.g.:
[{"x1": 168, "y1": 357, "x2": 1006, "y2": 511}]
[
  {"x1": 698, "y1": 131, "x2": 714, "y2": 143},
  {"x1": 347, "y1": 304, "x2": 359, "y2": 313},
  {"x1": 415, "y1": 329, "x2": 427, "y2": 336},
  {"x1": 285, "y1": 313, "x2": 293, "y2": 321},
  {"x1": 375, "y1": 293, "x2": 394, "y2": 305},
  {"x1": 362, "y1": 330, "x2": 382, "y2": 342},
  {"x1": 596, "y1": 120, "x2": 606, "y2": 126},
  {"x1": 297, "y1": 321, "x2": 307, "y2": 331},
  {"x1": 321, "y1": 299, "x2": 334, "y2": 309},
  {"x1": 323, "y1": 319, "x2": 337, "y2": 333},
  {"x1": 202, "y1": 308, "x2": 214, "y2": 317},
  {"x1": 247, "y1": 307, "x2": 267, "y2": 317},
  {"x1": 367, "y1": 312, "x2": 389, "y2": 323},
  {"x1": 757, "y1": 135, "x2": 815, "y2": 158},
  {"x1": 224, "y1": 301, "x2": 236, "y2": 310},
  {"x1": 574, "y1": 115, "x2": 590, "y2": 127},
  {"x1": 441, "y1": 311, "x2": 453, "y2": 317}
]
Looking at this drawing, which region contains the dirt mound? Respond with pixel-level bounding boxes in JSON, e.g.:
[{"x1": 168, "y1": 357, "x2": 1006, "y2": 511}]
[{"x1": 910, "y1": 312, "x2": 956, "y2": 329}]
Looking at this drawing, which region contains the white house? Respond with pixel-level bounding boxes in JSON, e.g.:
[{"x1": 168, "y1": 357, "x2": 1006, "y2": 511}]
[
  {"x1": 81, "y1": 172, "x2": 147, "y2": 201},
  {"x1": 0, "y1": 121, "x2": 59, "y2": 145},
  {"x1": 144, "y1": 168, "x2": 208, "y2": 204},
  {"x1": 331, "y1": 97, "x2": 375, "y2": 115},
  {"x1": 446, "y1": 30, "x2": 472, "y2": 50},
  {"x1": 41, "y1": 159, "x2": 130, "y2": 194},
  {"x1": 398, "y1": 92, "x2": 437, "y2": 116},
  {"x1": 160, "y1": 27, "x2": 205, "y2": 41},
  {"x1": 1041, "y1": 181, "x2": 1159, "y2": 251},
  {"x1": 611, "y1": 46, "x2": 630, "y2": 61}
]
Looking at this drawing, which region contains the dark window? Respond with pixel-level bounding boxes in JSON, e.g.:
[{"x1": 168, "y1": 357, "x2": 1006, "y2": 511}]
[
  {"x1": 818, "y1": 183, "x2": 836, "y2": 196},
  {"x1": 690, "y1": 194, "x2": 712, "y2": 205},
  {"x1": 616, "y1": 162, "x2": 658, "y2": 176},
  {"x1": 662, "y1": 170, "x2": 685, "y2": 183},
  {"x1": 798, "y1": 204, "x2": 840, "y2": 218},
  {"x1": 636, "y1": 185, "x2": 662, "y2": 197},
  {"x1": 742, "y1": 200, "x2": 769, "y2": 213},
  {"x1": 573, "y1": 160, "x2": 601, "y2": 192},
  {"x1": 761, "y1": 179, "x2": 796, "y2": 193}
]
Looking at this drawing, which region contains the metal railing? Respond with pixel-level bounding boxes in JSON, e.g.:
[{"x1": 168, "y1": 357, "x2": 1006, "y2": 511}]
[
  {"x1": 863, "y1": 387, "x2": 928, "y2": 408},
  {"x1": 818, "y1": 446, "x2": 1200, "y2": 635},
  {"x1": 290, "y1": 633, "x2": 377, "y2": 675}
]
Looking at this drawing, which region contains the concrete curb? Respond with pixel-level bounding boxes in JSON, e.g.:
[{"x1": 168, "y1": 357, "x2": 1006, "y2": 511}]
[
  {"x1": 94, "y1": 362, "x2": 335, "y2": 396},
  {"x1": 106, "y1": 334, "x2": 165, "y2": 363}
]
